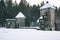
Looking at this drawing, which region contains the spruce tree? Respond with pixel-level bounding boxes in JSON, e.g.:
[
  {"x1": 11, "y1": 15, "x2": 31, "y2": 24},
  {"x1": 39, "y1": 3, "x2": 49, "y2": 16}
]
[
  {"x1": 7, "y1": 0, "x2": 13, "y2": 18},
  {"x1": 0, "y1": 0, "x2": 7, "y2": 26}
]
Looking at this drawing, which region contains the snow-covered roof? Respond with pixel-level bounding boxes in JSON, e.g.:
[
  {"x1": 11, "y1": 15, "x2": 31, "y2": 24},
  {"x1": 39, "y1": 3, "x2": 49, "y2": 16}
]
[
  {"x1": 40, "y1": 2, "x2": 55, "y2": 9},
  {"x1": 37, "y1": 16, "x2": 43, "y2": 23},
  {"x1": 15, "y1": 12, "x2": 26, "y2": 18},
  {"x1": 6, "y1": 19, "x2": 16, "y2": 20}
]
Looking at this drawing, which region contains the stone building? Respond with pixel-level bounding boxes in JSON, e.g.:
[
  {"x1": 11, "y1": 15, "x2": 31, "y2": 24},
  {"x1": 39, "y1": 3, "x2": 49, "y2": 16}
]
[
  {"x1": 37, "y1": 2, "x2": 56, "y2": 30},
  {"x1": 15, "y1": 12, "x2": 26, "y2": 28},
  {"x1": 6, "y1": 12, "x2": 26, "y2": 28},
  {"x1": 6, "y1": 19, "x2": 16, "y2": 28}
]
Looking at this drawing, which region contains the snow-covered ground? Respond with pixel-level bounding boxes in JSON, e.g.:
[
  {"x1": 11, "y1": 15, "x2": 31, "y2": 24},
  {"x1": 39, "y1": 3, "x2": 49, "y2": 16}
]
[{"x1": 0, "y1": 28, "x2": 60, "y2": 40}]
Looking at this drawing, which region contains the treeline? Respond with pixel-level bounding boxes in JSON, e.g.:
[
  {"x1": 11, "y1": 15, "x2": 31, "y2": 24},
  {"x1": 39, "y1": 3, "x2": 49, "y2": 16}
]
[
  {"x1": 0, "y1": 0, "x2": 60, "y2": 27},
  {"x1": 0, "y1": 0, "x2": 40, "y2": 26}
]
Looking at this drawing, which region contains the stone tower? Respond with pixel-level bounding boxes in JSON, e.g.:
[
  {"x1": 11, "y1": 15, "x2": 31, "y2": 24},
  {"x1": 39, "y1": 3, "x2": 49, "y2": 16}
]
[
  {"x1": 15, "y1": 12, "x2": 26, "y2": 28},
  {"x1": 40, "y1": 2, "x2": 56, "y2": 30}
]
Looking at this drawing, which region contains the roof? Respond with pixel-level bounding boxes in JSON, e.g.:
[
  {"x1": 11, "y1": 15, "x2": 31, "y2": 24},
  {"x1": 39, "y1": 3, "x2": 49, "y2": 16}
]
[
  {"x1": 6, "y1": 19, "x2": 16, "y2": 21},
  {"x1": 15, "y1": 12, "x2": 26, "y2": 18},
  {"x1": 40, "y1": 2, "x2": 55, "y2": 9}
]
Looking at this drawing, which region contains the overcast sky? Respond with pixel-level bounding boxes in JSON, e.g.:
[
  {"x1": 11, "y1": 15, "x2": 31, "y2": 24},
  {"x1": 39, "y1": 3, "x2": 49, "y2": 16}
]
[{"x1": 13, "y1": 0, "x2": 60, "y2": 8}]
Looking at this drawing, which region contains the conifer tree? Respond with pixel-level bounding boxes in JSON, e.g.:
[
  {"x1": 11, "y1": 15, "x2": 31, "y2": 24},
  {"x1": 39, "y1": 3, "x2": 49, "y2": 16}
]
[
  {"x1": 7, "y1": 0, "x2": 13, "y2": 18},
  {"x1": 0, "y1": 0, "x2": 7, "y2": 26}
]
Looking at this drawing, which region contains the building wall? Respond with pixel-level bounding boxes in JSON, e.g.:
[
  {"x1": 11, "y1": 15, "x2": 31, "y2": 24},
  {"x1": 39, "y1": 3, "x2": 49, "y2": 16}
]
[
  {"x1": 6, "y1": 20, "x2": 16, "y2": 28},
  {"x1": 6, "y1": 18, "x2": 25, "y2": 28},
  {"x1": 40, "y1": 8, "x2": 55, "y2": 30},
  {"x1": 50, "y1": 8, "x2": 55, "y2": 28},
  {"x1": 16, "y1": 18, "x2": 25, "y2": 28},
  {"x1": 40, "y1": 9, "x2": 49, "y2": 16}
]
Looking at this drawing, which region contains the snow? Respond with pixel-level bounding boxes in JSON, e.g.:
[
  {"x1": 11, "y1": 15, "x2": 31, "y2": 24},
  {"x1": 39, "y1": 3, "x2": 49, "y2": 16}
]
[
  {"x1": 40, "y1": 3, "x2": 55, "y2": 9},
  {"x1": 15, "y1": 12, "x2": 26, "y2": 18},
  {"x1": 40, "y1": 16, "x2": 43, "y2": 19},
  {"x1": 37, "y1": 16, "x2": 43, "y2": 23},
  {"x1": 37, "y1": 19, "x2": 39, "y2": 23},
  {"x1": 6, "y1": 19, "x2": 16, "y2": 20},
  {"x1": 0, "y1": 28, "x2": 60, "y2": 40}
]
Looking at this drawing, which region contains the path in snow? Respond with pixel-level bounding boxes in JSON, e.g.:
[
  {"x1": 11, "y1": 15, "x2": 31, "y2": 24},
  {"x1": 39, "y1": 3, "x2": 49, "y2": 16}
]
[{"x1": 0, "y1": 28, "x2": 60, "y2": 40}]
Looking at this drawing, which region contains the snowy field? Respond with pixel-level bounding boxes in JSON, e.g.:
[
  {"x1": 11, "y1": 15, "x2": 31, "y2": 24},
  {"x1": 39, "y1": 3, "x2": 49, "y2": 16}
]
[{"x1": 0, "y1": 28, "x2": 60, "y2": 40}]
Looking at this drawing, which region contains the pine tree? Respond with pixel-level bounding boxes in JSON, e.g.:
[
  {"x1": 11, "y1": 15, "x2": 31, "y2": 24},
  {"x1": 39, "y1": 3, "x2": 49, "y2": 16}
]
[
  {"x1": 6, "y1": 0, "x2": 13, "y2": 18},
  {"x1": 12, "y1": 0, "x2": 18, "y2": 18},
  {"x1": 40, "y1": 1, "x2": 44, "y2": 7},
  {"x1": 0, "y1": 0, "x2": 7, "y2": 26}
]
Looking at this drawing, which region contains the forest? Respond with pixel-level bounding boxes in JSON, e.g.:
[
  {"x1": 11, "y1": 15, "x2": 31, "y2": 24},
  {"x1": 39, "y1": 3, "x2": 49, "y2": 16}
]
[{"x1": 0, "y1": 0, "x2": 60, "y2": 30}]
